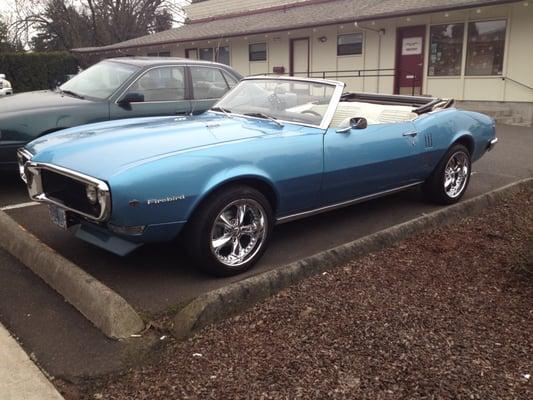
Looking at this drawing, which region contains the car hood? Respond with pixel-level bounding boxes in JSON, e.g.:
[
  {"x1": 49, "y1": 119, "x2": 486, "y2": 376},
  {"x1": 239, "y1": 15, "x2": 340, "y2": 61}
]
[
  {"x1": 0, "y1": 90, "x2": 96, "y2": 115},
  {"x1": 26, "y1": 112, "x2": 301, "y2": 180}
]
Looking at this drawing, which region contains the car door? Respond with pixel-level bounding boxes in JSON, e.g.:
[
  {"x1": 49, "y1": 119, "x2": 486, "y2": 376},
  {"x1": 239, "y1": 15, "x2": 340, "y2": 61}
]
[
  {"x1": 321, "y1": 121, "x2": 424, "y2": 205},
  {"x1": 110, "y1": 65, "x2": 191, "y2": 119},
  {"x1": 188, "y1": 66, "x2": 235, "y2": 114}
]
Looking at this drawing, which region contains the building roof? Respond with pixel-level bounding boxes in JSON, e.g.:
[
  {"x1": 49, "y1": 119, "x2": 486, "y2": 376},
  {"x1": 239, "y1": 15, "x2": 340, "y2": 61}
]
[
  {"x1": 72, "y1": 0, "x2": 518, "y2": 53},
  {"x1": 186, "y1": 0, "x2": 311, "y2": 21}
]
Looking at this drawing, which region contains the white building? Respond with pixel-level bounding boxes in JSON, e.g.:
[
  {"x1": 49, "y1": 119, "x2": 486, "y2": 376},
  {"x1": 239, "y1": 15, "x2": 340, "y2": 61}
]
[{"x1": 73, "y1": 0, "x2": 533, "y2": 125}]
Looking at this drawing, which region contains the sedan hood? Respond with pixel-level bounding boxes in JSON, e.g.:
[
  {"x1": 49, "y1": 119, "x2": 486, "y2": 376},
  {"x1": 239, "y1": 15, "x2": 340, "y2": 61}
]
[
  {"x1": 0, "y1": 90, "x2": 96, "y2": 115},
  {"x1": 26, "y1": 113, "x2": 296, "y2": 180}
]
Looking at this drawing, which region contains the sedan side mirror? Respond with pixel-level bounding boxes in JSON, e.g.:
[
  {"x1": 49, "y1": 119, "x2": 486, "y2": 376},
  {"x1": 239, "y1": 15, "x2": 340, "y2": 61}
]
[
  {"x1": 118, "y1": 92, "x2": 144, "y2": 109},
  {"x1": 336, "y1": 117, "x2": 368, "y2": 133}
]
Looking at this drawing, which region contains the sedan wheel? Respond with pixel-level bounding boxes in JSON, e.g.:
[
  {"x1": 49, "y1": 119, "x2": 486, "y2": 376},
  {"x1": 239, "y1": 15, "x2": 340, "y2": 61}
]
[{"x1": 186, "y1": 185, "x2": 273, "y2": 277}]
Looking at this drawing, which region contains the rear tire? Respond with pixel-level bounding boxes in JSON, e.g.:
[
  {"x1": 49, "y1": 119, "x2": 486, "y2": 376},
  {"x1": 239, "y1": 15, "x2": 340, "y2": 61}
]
[
  {"x1": 185, "y1": 185, "x2": 273, "y2": 277},
  {"x1": 423, "y1": 144, "x2": 471, "y2": 205}
]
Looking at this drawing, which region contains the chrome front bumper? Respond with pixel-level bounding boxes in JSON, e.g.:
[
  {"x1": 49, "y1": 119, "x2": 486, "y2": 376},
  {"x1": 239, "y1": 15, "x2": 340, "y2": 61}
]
[{"x1": 16, "y1": 148, "x2": 112, "y2": 222}]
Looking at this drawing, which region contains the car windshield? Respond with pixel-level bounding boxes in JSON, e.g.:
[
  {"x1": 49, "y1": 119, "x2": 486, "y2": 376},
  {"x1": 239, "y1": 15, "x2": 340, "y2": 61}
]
[
  {"x1": 59, "y1": 61, "x2": 139, "y2": 100},
  {"x1": 214, "y1": 79, "x2": 338, "y2": 127}
]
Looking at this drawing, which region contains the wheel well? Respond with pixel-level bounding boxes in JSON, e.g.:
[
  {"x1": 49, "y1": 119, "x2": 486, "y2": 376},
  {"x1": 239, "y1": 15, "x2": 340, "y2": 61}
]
[
  {"x1": 453, "y1": 135, "x2": 474, "y2": 155},
  {"x1": 198, "y1": 177, "x2": 279, "y2": 214}
]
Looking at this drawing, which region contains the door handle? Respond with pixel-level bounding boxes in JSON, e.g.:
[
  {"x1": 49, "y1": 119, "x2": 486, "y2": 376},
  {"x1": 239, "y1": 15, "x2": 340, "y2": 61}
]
[{"x1": 403, "y1": 131, "x2": 418, "y2": 137}]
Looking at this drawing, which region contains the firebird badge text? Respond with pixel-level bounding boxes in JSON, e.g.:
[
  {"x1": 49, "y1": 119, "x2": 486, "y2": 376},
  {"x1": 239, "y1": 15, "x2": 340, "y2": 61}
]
[{"x1": 146, "y1": 195, "x2": 186, "y2": 205}]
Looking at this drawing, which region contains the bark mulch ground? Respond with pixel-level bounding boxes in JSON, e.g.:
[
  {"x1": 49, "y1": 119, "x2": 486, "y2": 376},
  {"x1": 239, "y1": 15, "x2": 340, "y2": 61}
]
[{"x1": 69, "y1": 188, "x2": 532, "y2": 400}]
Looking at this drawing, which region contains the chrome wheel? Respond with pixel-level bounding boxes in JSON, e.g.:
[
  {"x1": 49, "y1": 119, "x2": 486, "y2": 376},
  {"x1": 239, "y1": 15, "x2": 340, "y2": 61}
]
[
  {"x1": 210, "y1": 199, "x2": 267, "y2": 267},
  {"x1": 444, "y1": 151, "x2": 470, "y2": 198}
]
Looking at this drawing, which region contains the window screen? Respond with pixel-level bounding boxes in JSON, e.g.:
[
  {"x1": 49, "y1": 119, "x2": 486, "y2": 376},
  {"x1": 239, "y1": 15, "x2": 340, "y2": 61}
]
[
  {"x1": 337, "y1": 33, "x2": 363, "y2": 56},
  {"x1": 249, "y1": 43, "x2": 267, "y2": 61}
]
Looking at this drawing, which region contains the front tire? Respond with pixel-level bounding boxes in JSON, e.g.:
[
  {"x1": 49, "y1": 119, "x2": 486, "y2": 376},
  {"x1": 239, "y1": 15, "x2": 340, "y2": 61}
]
[
  {"x1": 423, "y1": 144, "x2": 471, "y2": 205},
  {"x1": 185, "y1": 185, "x2": 273, "y2": 277}
]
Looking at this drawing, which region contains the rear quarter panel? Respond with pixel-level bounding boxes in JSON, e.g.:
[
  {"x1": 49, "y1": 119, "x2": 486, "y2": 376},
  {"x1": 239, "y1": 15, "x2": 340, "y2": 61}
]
[{"x1": 414, "y1": 108, "x2": 495, "y2": 177}]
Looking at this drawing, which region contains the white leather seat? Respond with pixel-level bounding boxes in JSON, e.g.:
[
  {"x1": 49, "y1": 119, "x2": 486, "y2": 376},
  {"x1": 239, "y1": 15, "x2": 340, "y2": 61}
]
[{"x1": 330, "y1": 101, "x2": 417, "y2": 127}]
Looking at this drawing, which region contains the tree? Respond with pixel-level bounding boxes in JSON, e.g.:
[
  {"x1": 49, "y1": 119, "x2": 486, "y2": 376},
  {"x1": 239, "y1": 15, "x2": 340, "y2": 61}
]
[
  {"x1": 29, "y1": 0, "x2": 93, "y2": 51},
  {"x1": 11, "y1": 0, "x2": 190, "y2": 51},
  {"x1": 0, "y1": 18, "x2": 24, "y2": 52}
]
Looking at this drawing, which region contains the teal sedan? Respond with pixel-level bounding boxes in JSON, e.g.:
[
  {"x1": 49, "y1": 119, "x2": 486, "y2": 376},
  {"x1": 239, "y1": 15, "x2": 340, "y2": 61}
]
[{"x1": 0, "y1": 57, "x2": 242, "y2": 169}]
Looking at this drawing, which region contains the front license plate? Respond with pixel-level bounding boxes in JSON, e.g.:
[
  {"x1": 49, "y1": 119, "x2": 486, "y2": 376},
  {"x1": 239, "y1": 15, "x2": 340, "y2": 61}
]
[{"x1": 49, "y1": 205, "x2": 68, "y2": 229}]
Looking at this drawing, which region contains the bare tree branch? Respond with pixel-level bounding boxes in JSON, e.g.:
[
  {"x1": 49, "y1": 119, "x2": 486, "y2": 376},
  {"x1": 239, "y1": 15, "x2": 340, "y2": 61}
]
[{"x1": 9, "y1": 0, "x2": 191, "y2": 50}]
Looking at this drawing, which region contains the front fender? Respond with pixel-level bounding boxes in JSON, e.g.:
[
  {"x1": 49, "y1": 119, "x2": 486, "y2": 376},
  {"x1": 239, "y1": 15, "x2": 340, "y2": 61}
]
[
  {"x1": 194, "y1": 166, "x2": 280, "y2": 212},
  {"x1": 109, "y1": 159, "x2": 279, "y2": 226}
]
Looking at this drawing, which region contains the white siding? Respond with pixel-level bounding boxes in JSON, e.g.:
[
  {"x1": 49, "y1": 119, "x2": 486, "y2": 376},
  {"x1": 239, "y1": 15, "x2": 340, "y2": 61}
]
[{"x1": 142, "y1": 2, "x2": 532, "y2": 102}]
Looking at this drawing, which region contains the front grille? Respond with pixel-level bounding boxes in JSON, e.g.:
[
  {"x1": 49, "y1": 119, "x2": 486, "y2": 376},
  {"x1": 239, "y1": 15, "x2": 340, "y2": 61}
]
[{"x1": 41, "y1": 170, "x2": 101, "y2": 218}]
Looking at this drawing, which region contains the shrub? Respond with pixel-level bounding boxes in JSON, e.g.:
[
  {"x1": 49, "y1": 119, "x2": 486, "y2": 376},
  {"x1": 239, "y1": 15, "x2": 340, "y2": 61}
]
[{"x1": 0, "y1": 51, "x2": 79, "y2": 93}]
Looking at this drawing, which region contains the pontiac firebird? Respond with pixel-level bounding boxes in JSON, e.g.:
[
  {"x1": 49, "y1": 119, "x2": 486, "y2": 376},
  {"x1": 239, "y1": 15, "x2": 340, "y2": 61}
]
[{"x1": 18, "y1": 76, "x2": 497, "y2": 276}]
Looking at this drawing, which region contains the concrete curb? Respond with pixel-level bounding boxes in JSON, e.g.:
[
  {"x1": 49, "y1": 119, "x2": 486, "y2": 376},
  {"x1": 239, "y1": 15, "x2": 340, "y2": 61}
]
[
  {"x1": 0, "y1": 211, "x2": 144, "y2": 339},
  {"x1": 172, "y1": 178, "x2": 533, "y2": 339}
]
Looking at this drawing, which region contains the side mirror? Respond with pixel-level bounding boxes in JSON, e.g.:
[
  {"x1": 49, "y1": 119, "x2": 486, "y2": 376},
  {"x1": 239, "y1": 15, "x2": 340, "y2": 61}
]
[
  {"x1": 351, "y1": 117, "x2": 367, "y2": 129},
  {"x1": 118, "y1": 92, "x2": 144, "y2": 109},
  {"x1": 0, "y1": 74, "x2": 5, "y2": 80},
  {"x1": 336, "y1": 117, "x2": 368, "y2": 133}
]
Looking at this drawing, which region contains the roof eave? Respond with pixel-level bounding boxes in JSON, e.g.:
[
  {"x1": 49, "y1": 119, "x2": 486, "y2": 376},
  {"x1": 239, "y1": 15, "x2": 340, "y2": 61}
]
[{"x1": 71, "y1": 0, "x2": 519, "y2": 54}]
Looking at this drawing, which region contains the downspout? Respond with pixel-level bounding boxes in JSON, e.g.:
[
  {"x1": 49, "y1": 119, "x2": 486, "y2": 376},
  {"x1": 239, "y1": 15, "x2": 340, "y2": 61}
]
[{"x1": 354, "y1": 22, "x2": 386, "y2": 93}]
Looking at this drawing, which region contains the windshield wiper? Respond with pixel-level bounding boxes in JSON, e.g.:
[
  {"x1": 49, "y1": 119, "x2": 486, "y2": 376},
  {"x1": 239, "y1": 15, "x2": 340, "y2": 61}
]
[
  {"x1": 211, "y1": 106, "x2": 233, "y2": 118},
  {"x1": 243, "y1": 112, "x2": 284, "y2": 127},
  {"x1": 60, "y1": 89, "x2": 85, "y2": 100}
]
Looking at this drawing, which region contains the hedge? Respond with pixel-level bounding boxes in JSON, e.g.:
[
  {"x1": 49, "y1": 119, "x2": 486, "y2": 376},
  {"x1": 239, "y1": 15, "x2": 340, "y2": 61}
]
[{"x1": 0, "y1": 51, "x2": 79, "y2": 93}]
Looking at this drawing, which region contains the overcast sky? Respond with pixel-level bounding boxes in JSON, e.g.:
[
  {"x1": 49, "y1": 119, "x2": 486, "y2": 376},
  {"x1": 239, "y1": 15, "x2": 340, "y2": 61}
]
[{"x1": 0, "y1": 1, "x2": 15, "y2": 14}]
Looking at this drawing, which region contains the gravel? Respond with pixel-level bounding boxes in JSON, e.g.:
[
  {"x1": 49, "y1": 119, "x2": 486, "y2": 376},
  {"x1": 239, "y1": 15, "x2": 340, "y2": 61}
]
[{"x1": 69, "y1": 188, "x2": 532, "y2": 400}]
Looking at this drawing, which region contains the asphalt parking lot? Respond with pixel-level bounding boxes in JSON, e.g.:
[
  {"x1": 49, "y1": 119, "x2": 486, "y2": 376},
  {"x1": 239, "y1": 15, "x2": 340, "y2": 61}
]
[{"x1": 0, "y1": 124, "x2": 532, "y2": 377}]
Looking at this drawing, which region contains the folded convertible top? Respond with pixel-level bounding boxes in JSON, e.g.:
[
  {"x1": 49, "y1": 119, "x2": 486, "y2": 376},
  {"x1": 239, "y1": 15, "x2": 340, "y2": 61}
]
[{"x1": 340, "y1": 92, "x2": 454, "y2": 114}]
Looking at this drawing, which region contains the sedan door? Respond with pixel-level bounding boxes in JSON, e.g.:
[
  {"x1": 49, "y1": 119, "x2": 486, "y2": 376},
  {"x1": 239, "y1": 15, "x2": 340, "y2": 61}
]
[
  {"x1": 188, "y1": 66, "x2": 236, "y2": 114},
  {"x1": 110, "y1": 66, "x2": 191, "y2": 119},
  {"x1": 321, "y1": 121, "x2": 424, "y2": 205}
]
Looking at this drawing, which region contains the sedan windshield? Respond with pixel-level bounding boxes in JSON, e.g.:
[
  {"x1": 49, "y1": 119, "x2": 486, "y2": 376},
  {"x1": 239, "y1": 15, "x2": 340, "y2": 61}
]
[
  {"x1": 59, "y1": 61, "x2": 139, "y2": 100},
  {"x1": 214, "y1": 79, "x2": 337, "y2": 127}
]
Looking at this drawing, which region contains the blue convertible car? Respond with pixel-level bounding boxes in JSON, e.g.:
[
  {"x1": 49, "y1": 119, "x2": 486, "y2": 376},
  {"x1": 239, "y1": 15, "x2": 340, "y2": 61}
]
[{"x1": 18, "y1": 76, "x2": 497, "y2": 276}]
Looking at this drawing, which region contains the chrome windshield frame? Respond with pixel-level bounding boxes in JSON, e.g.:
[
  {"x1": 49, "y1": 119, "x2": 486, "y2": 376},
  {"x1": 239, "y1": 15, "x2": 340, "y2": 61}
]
[{"x1": 212, "y1": 76, "x2": 345, "y2": 130}]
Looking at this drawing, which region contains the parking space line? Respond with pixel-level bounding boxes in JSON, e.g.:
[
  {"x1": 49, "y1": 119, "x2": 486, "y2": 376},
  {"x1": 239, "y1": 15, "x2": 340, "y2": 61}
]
[{"x1": 0, "y1": 202, "x2": 40, "y2": 211}]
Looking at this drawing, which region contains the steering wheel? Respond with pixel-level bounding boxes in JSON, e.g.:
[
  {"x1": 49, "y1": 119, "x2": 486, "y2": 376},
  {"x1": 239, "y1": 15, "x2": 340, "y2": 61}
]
[{"x1": 301, "y1": 110, "x2": 322, "y2": 117}]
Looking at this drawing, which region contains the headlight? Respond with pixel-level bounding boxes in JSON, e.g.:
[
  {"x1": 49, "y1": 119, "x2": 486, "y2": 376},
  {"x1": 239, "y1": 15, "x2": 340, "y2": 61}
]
[
  {"x1": 17, "y1": 149, "x2": 32, "y2": 183},
  {"x1": 86, "y1": 185, "x2": 98, "y2": 204}
]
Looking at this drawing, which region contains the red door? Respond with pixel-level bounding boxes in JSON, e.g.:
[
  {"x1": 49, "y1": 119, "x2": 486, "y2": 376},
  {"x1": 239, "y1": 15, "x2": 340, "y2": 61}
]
[{"x1": 395, "y1": 25, "x2": 426, "y2": 95}]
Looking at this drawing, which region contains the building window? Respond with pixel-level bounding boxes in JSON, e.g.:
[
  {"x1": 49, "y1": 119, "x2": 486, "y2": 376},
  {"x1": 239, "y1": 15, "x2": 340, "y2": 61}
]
[
  {"x1": 337, "y1": 33, "x2": 363, "y2": 56},
  {"x1": 185, "y1": 48, "x2": 198, "y2": 59},
  {"x1": 199, "y1": 47, "x2": 214, "y2": 61},
  {"x1": 217, "y1": 46, "x2": 230, "y2": 65},
  {"x1": 189, "y1": 46, "x2": 230, "y2": 65},
  {"x1": 147, "y1": 51, "x2": 171, "y2": 57},
  {"x1": 249, "y1": 43, "x2": 267, "y2": 61},
  {"x1": 428, "y1": 23, "x2": 464, "y2": 76},
  {"x1": 466, "y1": 20, "x2": 506, "y2": 76}
]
